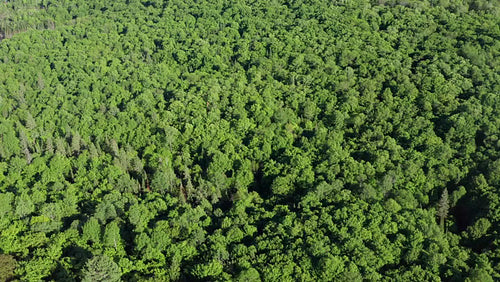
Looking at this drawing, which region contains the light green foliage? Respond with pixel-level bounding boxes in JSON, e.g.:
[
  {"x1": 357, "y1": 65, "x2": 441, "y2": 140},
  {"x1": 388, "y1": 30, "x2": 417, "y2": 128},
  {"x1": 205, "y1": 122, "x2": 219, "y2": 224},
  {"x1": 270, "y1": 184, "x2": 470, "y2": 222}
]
[
  {"x1": 467, "y1": 218, "x2": 491, "y2": 240},
  {"x1": 466, "y1": 269, "x2": 494, "y2": 282},
  {"x1": 15, "y1": 192, "x2": 34, "y2": 218},
  {"x1": 83, "y1": 217, "x2": 102, "y2": 245},
  {"x1": 103, "y1": 221, "x2": 122, "y2": 250},
  {"x1": 191, "y1": 259, "x2": 224, "y2": 279},
  {"x1": 0, "y1": 0, "x2": 499, "y2": 280}
]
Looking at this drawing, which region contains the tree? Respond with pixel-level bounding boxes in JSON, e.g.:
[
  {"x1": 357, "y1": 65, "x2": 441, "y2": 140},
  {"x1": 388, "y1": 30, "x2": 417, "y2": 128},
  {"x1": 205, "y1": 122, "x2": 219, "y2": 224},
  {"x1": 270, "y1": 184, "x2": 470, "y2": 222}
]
[
  {"x1": 19, "y1": 130, "x2": 32, "y2": 164},
  {"x1": 236, "y1": 267, "x2": 261, "y2": 282},
  {"x1": 0, "y1": 254, "x2": 16, "y2": 281},
  {"x1": 467, "y1": 218, "x2": 491, "y2": 240},
  {"x1": 15, "y1": 193, "x2": 35, "y2": 218},
  {"x1": 466, "y1": 268, "x2": 494, "y2": 282},
  {"x1": 81, "y1": 255, "x2": 121, "y2": 282},
  {"x1": 103, "y1": 221, "x2": 122, "y2": 251},
  {"x1": 437, "y1": 188, "x2": 449, "y2": 232},
  {"x1": 82, "y1": 217, "x2": 101, "y2": 245},
  {"x1": 71, "y1": 131, "x2": 82, "y2": 155}
]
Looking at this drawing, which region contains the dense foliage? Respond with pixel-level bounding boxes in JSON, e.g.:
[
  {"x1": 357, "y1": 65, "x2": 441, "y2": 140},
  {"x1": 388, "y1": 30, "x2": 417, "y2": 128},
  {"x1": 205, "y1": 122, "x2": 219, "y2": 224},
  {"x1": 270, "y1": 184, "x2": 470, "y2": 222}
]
[{"x1": 1, "y1": 0, "x2": 499, "y2": 280}]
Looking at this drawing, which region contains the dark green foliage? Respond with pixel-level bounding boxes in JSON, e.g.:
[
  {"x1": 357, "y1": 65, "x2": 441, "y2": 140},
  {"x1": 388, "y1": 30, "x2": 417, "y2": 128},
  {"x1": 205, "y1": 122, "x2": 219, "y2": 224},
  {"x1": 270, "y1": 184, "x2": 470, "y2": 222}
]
[{"x1": 0, "y1": 0, "x2": 499, "y2": 280}]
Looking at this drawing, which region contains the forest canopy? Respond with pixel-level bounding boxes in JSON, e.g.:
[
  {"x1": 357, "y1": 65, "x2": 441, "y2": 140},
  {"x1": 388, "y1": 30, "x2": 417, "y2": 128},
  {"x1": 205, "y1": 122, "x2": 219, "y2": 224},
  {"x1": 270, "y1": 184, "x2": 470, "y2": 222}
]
[{"x1": 0, "y1": 0, "x2": 499, "y2": 280}]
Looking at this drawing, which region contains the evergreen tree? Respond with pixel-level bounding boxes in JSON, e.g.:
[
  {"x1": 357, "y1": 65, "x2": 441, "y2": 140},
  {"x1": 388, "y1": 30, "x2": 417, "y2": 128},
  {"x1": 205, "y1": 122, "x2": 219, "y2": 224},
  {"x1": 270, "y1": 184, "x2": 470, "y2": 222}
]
[
  {"x1": 437, "y1": 188, "x2": 450, "y2": 232},
  {"x1": 0, "y1": 254, "x2": 16, "y2": 281},
  {"x1": 81, "y1": 255, "x2": 121, "y2": 282}
]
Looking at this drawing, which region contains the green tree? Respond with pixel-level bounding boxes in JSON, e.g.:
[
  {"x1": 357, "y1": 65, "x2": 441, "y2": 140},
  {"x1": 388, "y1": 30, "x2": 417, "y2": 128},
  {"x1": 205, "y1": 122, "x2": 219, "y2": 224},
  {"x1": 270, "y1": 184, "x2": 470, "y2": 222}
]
[
  {"x1": 0, "y1": 254, "x2": 16, "y2": 281},
  {"x1": 83, "y1": 217, "x2": 102, "y2": 245},
  {"x1": 81, "y1": 255, "x2": 121, "y2": 282},
  {"x1": 236, "y1": 267, "x2": 261, "y2": 282},
  {"x1": 467, "y1": 218, "x2": 491, "y2": 240},
  {"x1": 15, "y1": 193, "x2": 35, "y2": 218},
  {"x1": 437, "y1": 188, "x2": 449, "y2": 232},
  {"x1": 466, "y1": 268, "x2": 494, "y2": 282}
]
